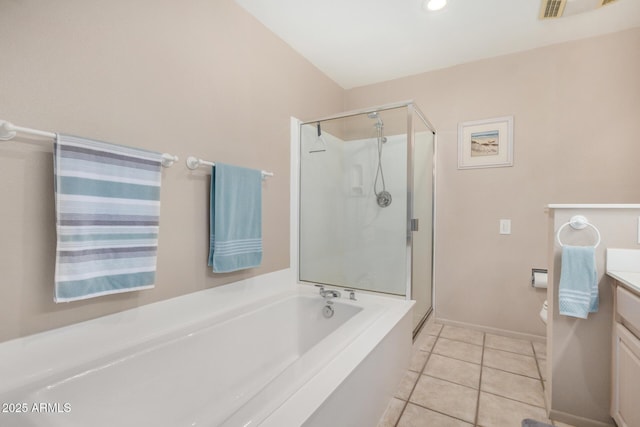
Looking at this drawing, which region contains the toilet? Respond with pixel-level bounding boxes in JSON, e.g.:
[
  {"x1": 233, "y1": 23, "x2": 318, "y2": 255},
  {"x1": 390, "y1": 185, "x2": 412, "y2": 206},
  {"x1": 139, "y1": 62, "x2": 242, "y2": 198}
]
[{"x1": 540, "y1": 300, "x2": 548, "y2": 324}]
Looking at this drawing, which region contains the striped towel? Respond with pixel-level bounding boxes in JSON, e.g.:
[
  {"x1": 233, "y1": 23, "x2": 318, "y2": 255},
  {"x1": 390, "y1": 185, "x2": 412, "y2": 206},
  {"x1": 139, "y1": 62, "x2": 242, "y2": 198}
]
[
  {"x1": 53, "y1": 134, "x2": 163, "y2": 302},
  {"x1": 209, "y1": 163, "x2": 263, "y2": 273}
]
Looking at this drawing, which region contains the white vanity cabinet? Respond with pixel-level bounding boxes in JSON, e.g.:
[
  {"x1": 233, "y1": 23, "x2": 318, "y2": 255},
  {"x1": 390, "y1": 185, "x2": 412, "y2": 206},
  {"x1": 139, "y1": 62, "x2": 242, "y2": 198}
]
[{"x1": 611, "y1": 283, "x2": 640, "y2": 427}]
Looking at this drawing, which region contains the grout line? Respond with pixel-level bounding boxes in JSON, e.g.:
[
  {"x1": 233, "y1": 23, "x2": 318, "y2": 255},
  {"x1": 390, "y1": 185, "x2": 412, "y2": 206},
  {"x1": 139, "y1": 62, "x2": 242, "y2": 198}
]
[
  {"x1": 430, "y1": 351, "x2": 482, "y2": 367},
  {"x1": 532, "y1": 340, "x2": 551, "y2": 419},
  {"x1": 420, "y1": 372, "x2": 479, "y2": 391},
  {"x1": 532, "y1": 341, "x2": 546, "y2": 383},
  {"x1": 473, "y1": 332, "x2": 486, "y2": 426},
  {"x1": 436, "y1": 335, "x2": 484, "y2": 348},
  {"x1": 480, "y1": 389, "x2": 547, "y2": 410},
  {"x1": 481, "y1": 364, "x2": 542, "y2": 381},
  {"x1": 483, "y1": 345, "x2": 537, "y2": 358},
  {"x1": 405, "y1": 400, "x2": 476, "y2": 426}
]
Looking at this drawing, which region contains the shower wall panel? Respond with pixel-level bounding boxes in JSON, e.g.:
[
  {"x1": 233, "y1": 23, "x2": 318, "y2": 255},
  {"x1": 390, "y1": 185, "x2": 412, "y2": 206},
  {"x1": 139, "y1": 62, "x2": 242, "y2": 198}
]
[{"x1": 299, "y1": 124, "x2": 407, "y2": 295}]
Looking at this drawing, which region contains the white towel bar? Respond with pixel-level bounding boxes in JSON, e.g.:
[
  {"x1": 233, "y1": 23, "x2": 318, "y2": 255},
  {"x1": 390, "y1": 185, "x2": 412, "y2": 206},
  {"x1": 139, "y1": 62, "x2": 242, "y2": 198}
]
[
  {"x1": 186, "y1": 156, "x2": 274, "y2": 180},
  {"x1": 0, "y1": 119, "x2": 179, "y2": 167}
]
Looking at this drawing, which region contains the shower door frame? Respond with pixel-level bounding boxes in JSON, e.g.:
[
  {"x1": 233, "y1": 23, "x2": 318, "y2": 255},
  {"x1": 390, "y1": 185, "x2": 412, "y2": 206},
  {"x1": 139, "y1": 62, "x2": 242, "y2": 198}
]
[
  {"x1": 406, "y1": 102, "x2": 437, "y2": 335},
  {"x1": 295, "y1": 101, "x2": 436, "y2": 330}
]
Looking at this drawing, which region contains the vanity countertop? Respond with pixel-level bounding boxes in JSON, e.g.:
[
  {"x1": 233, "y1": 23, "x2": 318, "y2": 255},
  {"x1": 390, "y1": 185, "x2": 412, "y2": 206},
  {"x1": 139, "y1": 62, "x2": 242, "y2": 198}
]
[
  {"x1": 607, "y1": 271, "x2": 640, "y2": 296},
  {"x1": 606, "y1": 248, "x2": 640, "y2": 297}
]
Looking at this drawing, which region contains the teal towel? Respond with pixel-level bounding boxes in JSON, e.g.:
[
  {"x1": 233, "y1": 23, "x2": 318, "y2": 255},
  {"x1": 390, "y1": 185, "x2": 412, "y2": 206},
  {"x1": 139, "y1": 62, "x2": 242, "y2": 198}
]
[
  {"x1": 558, "y1": 245, "x2": 598, "y2": 319},
  {"x1": 54, "y1": 134, "x2": 163, "y2": 302},
  {"x1": 208, "y1": 163, "x2": 263, "y2": 272}
]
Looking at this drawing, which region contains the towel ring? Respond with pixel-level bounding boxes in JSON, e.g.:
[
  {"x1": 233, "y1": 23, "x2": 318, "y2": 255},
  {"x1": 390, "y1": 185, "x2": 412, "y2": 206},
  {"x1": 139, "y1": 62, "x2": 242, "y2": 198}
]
[{"x1": 556, "y1": 215, "x2": 601, "y2": 248}]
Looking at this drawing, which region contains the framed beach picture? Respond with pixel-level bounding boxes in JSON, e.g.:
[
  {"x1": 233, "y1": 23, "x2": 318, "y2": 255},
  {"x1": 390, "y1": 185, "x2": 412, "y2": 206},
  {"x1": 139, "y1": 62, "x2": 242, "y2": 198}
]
[{"x1": 458, "y1": 116, "x2": 513, "y2": 169}]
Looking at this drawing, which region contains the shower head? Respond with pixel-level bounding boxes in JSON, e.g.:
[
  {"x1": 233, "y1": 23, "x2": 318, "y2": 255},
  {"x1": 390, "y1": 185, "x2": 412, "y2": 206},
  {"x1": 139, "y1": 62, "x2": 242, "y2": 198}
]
[{"x1": 367, "y1": 111, "x2": 384, "y2": 129}]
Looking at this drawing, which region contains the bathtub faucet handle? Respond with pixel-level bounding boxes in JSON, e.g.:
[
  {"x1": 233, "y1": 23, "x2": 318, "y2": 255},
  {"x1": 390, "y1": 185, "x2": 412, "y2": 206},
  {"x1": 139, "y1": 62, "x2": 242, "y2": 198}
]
[
  {"x1": 343, "y1": 289, "x2": 357, "y2": 301},
  {"x1": 314, "y1": 284, "x2": 325, "y2": 296}
]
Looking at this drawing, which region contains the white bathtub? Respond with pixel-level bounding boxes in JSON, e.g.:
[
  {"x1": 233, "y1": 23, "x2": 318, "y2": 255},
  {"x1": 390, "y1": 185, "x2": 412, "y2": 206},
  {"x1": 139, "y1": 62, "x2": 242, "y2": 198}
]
[{"x1": 0, "y1": 269, "x2": 413, "y2": 427}]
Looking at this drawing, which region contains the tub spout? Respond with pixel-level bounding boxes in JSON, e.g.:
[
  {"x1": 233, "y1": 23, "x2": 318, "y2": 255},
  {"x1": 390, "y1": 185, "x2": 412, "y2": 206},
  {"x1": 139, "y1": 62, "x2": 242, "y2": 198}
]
[
  {"x1": 314, "y1": 285, "x2": 341, "y2": 300},
  {"x1": 323, "y1": 290, "x2": 341, "y2": 299}
]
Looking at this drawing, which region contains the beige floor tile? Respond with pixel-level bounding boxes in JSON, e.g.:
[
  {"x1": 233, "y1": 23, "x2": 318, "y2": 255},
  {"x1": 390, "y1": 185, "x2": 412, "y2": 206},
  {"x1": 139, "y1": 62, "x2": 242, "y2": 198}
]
[
  {"x1": 409, "y1": 349, "x2": 429, "y2": 372},
  {"x1": 422, "y1": 318, "x2": 435, "y2": 327},
  {"x1": 377, "y1": 397, "x2": 406, "y2": 427},
  {"x1": 533, "y1": 340, "x2": 547, "y2": 359},
  {"x1": 395, "y1": 370, "x2": 420, "y2": 400},
  {"x1": 432, "y1": 337, "x2": 483, "y2": 364},
  {"x1": 410, "y1": 375, "x2": 478, "y2": 424},
  {"x1": 415, "y1": 333, "x2": 436, "y2": 352},
  {"x1": 485, "y1": 334, "x2": 534, "y2": 356},
  {"x1": 481, "y1": 366, "x2": 545, "y2": 407},
  {"x1": 477, "y1": 392, "x2": 551, "y2": 427},
  {"x1": 398, "y1": 403, "x2": 473, "y2": 427},
  {"x1": 423, "y1": 322, "x2": 443, "y2": 336},
  {"x1": 424, "y1": 354, "x2": 481, "y2": 389},
  {"x1": 483, "y1": 348, "x2": 539, "y2": 378},
  {"x1": 381, "y1": 329, "x2": 557, "y2": 427},
  {"x1": 553, "y1": 421, "x2": 577, "y2": 427},
  {"x1": 440, "y1": 325, "x2": 484, "y2": 346}
]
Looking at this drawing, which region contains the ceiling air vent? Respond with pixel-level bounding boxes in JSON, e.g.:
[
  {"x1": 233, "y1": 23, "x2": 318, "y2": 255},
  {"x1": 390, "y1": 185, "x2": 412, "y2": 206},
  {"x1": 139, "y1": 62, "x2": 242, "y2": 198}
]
[
  {"x1": 540, "y1": 0, "x2": 566, "y2": 19},
  {"x1": 539, "y1": 0, "x2": 618, "y2": 19}
]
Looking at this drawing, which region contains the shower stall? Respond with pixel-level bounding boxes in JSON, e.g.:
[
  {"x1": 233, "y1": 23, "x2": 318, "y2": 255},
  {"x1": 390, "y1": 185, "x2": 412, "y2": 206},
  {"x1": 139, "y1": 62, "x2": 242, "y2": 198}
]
[{"x1": 297, "y1": 102, "x2": 436, "y2": 332}]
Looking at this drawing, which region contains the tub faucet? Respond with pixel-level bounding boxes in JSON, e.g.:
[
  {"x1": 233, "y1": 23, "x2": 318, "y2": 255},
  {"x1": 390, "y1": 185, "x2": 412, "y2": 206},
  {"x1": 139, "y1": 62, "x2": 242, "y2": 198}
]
[
  {"x1": 323, "y1": 289, "x2": 341, "y2": 299},
  {"x1": 315, "y1": 285, "x2": 341, "y2": 300}
]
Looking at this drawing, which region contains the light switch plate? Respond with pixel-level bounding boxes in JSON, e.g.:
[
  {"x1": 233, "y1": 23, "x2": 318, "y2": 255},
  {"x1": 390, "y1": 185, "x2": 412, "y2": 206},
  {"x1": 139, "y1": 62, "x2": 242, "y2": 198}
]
[{"x1": 500, "y1": 219, "x2": 511, "y2": 235}]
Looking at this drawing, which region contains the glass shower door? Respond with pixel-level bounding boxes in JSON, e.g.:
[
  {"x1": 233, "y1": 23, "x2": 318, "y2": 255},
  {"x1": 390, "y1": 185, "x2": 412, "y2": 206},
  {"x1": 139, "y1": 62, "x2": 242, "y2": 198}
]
[{"x1": 410, "y1": 106, "x2": 435, "y2": 329}]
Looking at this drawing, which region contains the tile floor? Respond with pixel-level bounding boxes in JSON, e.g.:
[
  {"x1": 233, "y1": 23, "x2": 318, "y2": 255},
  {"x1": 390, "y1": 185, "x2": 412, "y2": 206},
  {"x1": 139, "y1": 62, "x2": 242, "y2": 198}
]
[{"x1": 377, "y1": 318, "x2": 576, "y2": 427}]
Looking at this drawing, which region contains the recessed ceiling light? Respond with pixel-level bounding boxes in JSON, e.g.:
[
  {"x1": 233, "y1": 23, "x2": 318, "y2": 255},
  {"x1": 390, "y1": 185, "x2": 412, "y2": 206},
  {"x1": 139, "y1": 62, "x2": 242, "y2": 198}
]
[{"x1": 423, "y1": 0, "x2": 447, "y2": 11}]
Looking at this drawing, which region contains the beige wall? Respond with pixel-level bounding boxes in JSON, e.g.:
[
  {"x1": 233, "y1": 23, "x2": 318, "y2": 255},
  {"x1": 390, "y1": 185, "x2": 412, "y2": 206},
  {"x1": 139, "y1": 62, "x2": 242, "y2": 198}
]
[
  {"x1": 0, "y1": 0, "x2": 344, "y2": 343},
  {"x1": 346, "y1": 28, "x2": 640, "y2": 337}
]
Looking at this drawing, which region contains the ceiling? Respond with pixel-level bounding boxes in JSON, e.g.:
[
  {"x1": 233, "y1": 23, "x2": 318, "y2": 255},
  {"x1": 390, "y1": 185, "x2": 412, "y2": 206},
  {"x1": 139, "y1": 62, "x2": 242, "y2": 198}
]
[{"x1": 234, "y1": 0, "x2": 640, "y2": 89}]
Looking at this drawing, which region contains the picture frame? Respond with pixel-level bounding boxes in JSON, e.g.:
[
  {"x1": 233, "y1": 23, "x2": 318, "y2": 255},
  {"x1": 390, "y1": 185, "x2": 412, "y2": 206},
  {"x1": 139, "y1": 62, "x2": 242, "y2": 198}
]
[{"x1": 457, "y1": 115, "x2": 513, "y2": 169}]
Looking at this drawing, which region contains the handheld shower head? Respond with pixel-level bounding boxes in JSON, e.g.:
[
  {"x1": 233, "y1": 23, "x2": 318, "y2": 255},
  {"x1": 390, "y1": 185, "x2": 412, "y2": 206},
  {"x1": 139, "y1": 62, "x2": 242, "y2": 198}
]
[
  {"x1": 369, "y1": 111, "x2": 391, "y2": 208},
  {"x1": 367, "y1": 111, "x2": 384, "y2": 129}
]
